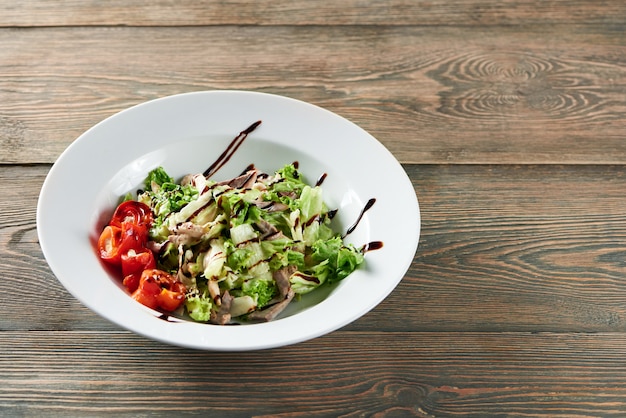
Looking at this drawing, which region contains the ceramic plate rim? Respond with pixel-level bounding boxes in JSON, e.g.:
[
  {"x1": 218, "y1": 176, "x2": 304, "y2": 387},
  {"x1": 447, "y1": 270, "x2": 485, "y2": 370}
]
[{"x1": 36, "y1": 90, "x2": 420, "y2": 351}]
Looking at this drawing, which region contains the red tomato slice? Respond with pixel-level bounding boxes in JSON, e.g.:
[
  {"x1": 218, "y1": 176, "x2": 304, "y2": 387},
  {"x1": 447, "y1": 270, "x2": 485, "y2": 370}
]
[
  {"x1": 157, "y1": 288, "x2": 187, "y2": 312},
  {"x1": 122, "y1": 274, "x2": 141, "y2": 294},
  {"x1": 110, "y1": 201, "x2": 153, "y2": 228},
  {"x1": 121, "y1": 249, "x2": 156, "y2": 277},
  {"x1": 98, "y1": 225, "x2": 123, "y2": 264},
  {"x1": 121, "y1": 249, "x2": 156, "y2": 292},
  {"x1": 131, "y1": 272, "x2": 162, "y2": 310},
  {"x1": 131, "y1": 269, "x2": 187, "y2": 312},
  {"x1": 98, "y1": 222, "x2": 149, "y2": 265}
]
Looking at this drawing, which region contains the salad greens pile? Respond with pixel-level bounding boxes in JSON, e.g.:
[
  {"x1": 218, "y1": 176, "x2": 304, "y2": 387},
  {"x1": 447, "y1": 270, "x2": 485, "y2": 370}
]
[{"x1": 136, "y1": 163, "x2": 365, "y2": 324}]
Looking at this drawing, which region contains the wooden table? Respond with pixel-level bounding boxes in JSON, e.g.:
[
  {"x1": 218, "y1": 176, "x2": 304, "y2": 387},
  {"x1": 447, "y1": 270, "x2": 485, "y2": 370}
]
[{"x1": 2, "y1": 1, "x2": 626, "y2": 416}]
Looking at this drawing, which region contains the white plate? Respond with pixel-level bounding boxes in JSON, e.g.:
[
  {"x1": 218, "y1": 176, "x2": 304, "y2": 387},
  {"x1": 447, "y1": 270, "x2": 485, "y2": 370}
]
[{"x1": 37, "y1": 91, "x2": 420, "y2": 351}]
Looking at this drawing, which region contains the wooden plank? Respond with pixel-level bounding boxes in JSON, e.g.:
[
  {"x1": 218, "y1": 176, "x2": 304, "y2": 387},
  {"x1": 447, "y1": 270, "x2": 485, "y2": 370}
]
[
  {"x1": 0, "y1": 25, "x2": 624, "y2": 165},
  {"x1": 357, "y1": 164, "x2": 626, "y2": 333},
  {"x1": 0, "y1": 165, "x2": 121, "y2": 331},
  {"x1": 0, "y1": 0, "x2": 624, "y2": 27},
  {"x1": 6, "y1": 164, "x2": 626, "y2": 333},
  {"x1": 1, "y1": 330, "x2": 626, "y2": 416}
]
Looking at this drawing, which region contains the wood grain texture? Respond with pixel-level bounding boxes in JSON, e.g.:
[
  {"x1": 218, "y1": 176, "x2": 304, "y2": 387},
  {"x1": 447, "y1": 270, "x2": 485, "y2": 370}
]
[
  {"x1": 1, "y1": 0, "x2": 624, "y2": 27},
  {"x1": 6, "y1": 164, "x2": 626, "y2": 334},
  {"x1": 380, "y1": 164, "x2": 626, "y2": 333},
  {"x1": 2, "y1": 330, "x2": 626, "y2": 417},
  {"x1": 0, "y1": 165, "x2": 120, "y2": 332},
  {"x1": 3, "y1": 2, "x2": 626, "y2": 416},
  {"x1": 1, "y1": 25, "x2": 624, "y2": 165}
]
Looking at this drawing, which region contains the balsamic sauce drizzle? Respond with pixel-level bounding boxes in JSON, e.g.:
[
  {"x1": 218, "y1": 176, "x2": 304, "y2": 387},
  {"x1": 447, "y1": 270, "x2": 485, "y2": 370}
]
[
  {"x1": 361, "y1": 241, "x2": 383, "y2": 253},
  {"x1": 240, "y1": 163, "x2": 256, "y2": 175},
  {"x1": 343, "y1": 198, "x2": 376, "y2": 238},
  {"x1": 315, "y1": 172, "x2": 327, "y2": 187},
  {"x1": 157, "y1": 313, "x2": 184, "y2": 322},
  {"x1": 203, "y1": 120, "x2": 262, "y2": 179},
  {"x1": 157, "y1": 312, "x2": 239, "y2": 324}
]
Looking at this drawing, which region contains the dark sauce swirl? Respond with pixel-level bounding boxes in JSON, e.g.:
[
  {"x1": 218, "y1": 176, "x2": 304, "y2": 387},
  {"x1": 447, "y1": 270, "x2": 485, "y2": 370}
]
[
  {"x1": 361, "y1": 241, "x2": 383, "y2": 253},
  {"x1": 203, "y1": 120, "x2": 262, "y2": 179},
  {"x1": 343, "y1": 198, "x2": 376, "y2": 237}
]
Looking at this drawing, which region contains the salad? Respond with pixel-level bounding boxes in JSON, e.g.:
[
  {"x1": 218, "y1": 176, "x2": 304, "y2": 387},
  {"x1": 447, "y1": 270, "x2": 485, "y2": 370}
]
[{"x1": 97, "y1": 161, "x2": 367, "y2": 324}]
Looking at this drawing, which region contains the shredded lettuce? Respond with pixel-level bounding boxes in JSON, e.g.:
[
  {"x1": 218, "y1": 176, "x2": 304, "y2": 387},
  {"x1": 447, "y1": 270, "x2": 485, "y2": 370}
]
[
  {"x1": 310, "y1": 236, "x2": 365, "y2": 283},
  {"x1": 144, "y1": 166, "x2": 173, "y2": 188},
  {"x1": 136, "y1": 163, "x2": 367, "y2": 323},
  {"x1": 299, "y1": 185, "x2": 324, "y2": 222},
  {"x1": 185, "y1": 294, "x2": 212, "y2": 322},
  {"x1": 138, "y1": 171, "x2": 199, "y2": 241},
  {"x1": 242, "y1": 278, "x2": 278, "y2": 308}
]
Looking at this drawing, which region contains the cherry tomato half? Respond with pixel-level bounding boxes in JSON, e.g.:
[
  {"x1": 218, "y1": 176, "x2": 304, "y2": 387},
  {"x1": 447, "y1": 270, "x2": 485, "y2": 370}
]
[
  {"x1": 109, "y1": 201, "x2": 153, "y2": 228},
  {"x1": 131, "y1": 271, "x2": 162, "y2": 310},
  {"x1": 131, "y1": 269, "x2": 186, "y2": 312},
  {"x1": 121, "y1": 249, "x2": 156, "y2": 292},
  {"x1": 122, "y1": 274, "x2": 142, "y2": 294},
  {"x1": 97, "y1": 222, "x2": 149, "y2": 265}
]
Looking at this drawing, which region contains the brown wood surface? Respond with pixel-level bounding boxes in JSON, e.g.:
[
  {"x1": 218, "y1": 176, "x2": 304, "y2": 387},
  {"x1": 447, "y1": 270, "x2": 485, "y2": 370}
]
[
  {"x1": 1, "y1": 25, "x2": 625, "y2": 165},
  {"x1": 2, "y1": 1, "x2": 626, "y2": 416},
  {"x1": 1, "y1": 0, "x2": 624, "y2": 27},
  {"x1": 3, "y1": 331, "x2": 626, "y2": 416}
]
